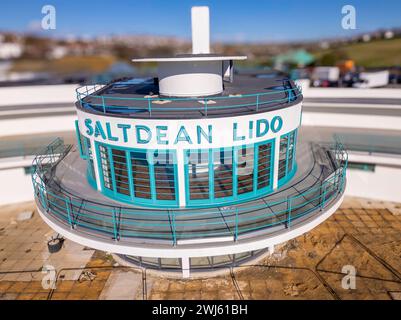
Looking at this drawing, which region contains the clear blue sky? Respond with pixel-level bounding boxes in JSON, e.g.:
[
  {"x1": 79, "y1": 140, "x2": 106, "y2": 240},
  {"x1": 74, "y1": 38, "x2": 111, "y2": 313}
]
[{"x1": 1, "y1": 0, "x2": 400, "y2": 42}]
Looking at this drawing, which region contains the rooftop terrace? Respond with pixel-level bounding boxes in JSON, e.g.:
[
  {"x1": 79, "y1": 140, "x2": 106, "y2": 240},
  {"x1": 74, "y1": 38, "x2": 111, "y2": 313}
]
[{"x1": 76, "y1": 75, "x2": 302, "y2": 119}]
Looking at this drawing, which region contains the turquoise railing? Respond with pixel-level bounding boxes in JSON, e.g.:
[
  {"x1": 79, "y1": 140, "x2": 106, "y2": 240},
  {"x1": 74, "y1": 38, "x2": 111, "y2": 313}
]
[
  {"x1": 32, "y1": 139, "x2": 347, "y2": 246},
  {"x1": 76, "y1": 82, "x2": 303, "y2": 116}
]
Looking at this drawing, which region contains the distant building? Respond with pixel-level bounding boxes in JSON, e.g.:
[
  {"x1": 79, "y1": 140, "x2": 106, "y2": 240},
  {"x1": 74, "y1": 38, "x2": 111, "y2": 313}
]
[{"x1": 273, "y1": 49, "x2": 315, "y2": 71}]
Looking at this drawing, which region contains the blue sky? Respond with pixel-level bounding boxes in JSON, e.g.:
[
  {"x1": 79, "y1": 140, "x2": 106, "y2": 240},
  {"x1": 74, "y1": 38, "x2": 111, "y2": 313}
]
[{"x1": 1, "y1": 0, "x2": 400, "y2": 42}]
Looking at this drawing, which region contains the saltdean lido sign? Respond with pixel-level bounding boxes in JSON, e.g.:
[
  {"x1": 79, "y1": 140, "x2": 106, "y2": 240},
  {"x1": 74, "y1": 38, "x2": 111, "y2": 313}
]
[{"x1": 83, "y1": 115, "x2": 283, "y2": 146}]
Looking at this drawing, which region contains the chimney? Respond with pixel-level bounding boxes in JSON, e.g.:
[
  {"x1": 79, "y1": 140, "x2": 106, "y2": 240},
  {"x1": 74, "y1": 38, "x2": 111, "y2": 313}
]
[{"x1": 191, "y1": 6, "x2": 210, "y2": 54}]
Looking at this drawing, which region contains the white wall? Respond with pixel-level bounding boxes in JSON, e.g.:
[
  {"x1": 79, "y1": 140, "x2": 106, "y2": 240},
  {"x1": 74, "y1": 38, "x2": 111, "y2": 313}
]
[
  {"x1": 346, "y1": 165, "x2": 401, "y2": 202},
  {"x1": 0, "y1": 167, "x2": 34, "y2": 205},
  {"x1": 0, "y1": 84, "x2": 79, "y2": 107}
]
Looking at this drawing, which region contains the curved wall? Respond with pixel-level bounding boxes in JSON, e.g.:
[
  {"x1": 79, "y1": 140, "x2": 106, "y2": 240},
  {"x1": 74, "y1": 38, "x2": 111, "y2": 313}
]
[{"x1": 76, "y1": 103, "x2": 302, "y2": 208}]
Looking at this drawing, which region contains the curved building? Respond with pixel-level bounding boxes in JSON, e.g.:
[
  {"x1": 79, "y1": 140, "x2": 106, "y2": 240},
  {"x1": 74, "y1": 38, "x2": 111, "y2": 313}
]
[{"x1": 32, "y1": 7, "x2": 347, "y2": 277}]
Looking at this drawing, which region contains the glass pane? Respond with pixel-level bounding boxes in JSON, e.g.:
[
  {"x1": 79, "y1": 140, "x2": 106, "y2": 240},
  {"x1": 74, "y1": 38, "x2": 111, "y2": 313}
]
[
  {"x1": 188, "y1": 150, "x2": 209, "y2": 200},
  {"x1": 154, "y1": 150, "x2": 176, "y2": 201},
  {"x1": 112, "y1": 149, "x2": 130, "y2": 196},
  {"x1": 237, "y1": 145, "x2": 254, "y2": 195},
  {"x1": 278, "y1": 135, "x2": 288, "y2": 180},
  {"x1": 287, "y1": 131, "x2": 295, "y2": 173},
  {"x1": 214, "y1": 148, "x2": 233, "y2": 198},
  {"x1": 86, "y1": 138, "x2": 95, "y2": 180},
  {"x1": 131, "y1": 150, "x2": 151, "y2": 199},
  {"x1": 257, "y1": 142, "x2": 272, "y2": 189}
]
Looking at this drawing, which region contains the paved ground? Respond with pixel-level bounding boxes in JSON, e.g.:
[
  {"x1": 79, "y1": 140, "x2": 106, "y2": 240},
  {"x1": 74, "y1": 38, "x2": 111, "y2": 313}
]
[{"x1": 0, "y1": 196, "x2": 400, "y2": 300}]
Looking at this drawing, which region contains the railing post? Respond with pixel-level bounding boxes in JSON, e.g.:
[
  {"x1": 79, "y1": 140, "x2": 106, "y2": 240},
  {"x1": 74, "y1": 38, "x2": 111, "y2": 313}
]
[
  {"x1": 172, "y1": 211, "x2": 177, "y2": 246},
  {"x1": 40, "y1": 186, "x2": 47, "y2": 211},
  {"x1": 148, "y1": 98, "x2": 152, "y2": 117},
  {"x1": 287, "y1": 197, "x2": 292, "y2": 228},
  {"x1": 102, "y1": 96, "x2": 106, "y2": 113},
  {"x1": 65, "y1": 197, "x2": 73, "y2": 228},
  {"x1": 204, "y1": 99, "x2": 208, "y2": 116},
  {"x1": 321, "y1": 184, "x2": 327, "y2": 210},
  {"x1": 112, "y1": 208, "x2": 119, "y2": 241},
  {"x1": 234, "y1": 207, "x2": 239, "y2": 241},
  {"x1": 256, "y1": 95, "x2": 259, "y2": 111}
]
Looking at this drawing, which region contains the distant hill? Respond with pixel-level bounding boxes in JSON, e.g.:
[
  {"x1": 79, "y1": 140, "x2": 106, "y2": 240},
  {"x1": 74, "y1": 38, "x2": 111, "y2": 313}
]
[{"x1": 313, "y1": 38, "x2": 401, "y2": 68}]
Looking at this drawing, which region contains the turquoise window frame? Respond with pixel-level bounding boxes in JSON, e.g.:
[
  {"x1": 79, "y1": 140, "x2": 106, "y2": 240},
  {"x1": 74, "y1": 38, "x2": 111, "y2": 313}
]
[
  {"x1": 184, "y1": 138, "x2": 275, "y2": 208},
  {"x1": 94, "y1": 142, "x2": 179, "y2": 208},
  {"x1": 278, "y1": 129, "x2": 298, "y2": 188},
  {"x1": 75, "y1": 120, "x2": 87, "y2": 159}
]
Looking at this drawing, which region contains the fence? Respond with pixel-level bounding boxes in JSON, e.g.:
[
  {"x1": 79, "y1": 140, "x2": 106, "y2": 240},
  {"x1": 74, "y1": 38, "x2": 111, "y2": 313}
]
[{"x1": 32, "y1": 139, "x2": 347, "y2": 246}]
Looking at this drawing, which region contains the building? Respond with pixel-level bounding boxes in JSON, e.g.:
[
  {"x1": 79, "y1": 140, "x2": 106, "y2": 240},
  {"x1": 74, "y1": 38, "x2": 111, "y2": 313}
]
[{"x1": 32, "y1": 7, "x2": 347, "y2": 278}]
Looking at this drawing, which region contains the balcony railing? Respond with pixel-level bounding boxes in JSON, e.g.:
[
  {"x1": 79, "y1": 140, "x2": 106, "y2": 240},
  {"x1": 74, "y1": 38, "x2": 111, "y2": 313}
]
[
  {"x1": 76, "y1": 82, "x2": 303, "y2": 117},
  {"x1": 32, "y1": 139, "x2": 347, "y2": 246}
]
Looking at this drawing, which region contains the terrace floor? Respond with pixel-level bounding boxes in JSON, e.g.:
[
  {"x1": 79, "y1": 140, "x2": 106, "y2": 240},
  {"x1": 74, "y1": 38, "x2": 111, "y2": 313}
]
[
  {"x1": 1, "y1": 196, "x2": 400, "y2": 300},
  {"x1": 46, "y1": 139, "x2": 338, "y2": 245}
]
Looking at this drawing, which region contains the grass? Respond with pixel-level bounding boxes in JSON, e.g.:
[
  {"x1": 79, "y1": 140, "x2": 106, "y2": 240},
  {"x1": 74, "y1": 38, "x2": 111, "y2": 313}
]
[{"x1": 313, "y1": 38, "x2": 401, "y2": 68}]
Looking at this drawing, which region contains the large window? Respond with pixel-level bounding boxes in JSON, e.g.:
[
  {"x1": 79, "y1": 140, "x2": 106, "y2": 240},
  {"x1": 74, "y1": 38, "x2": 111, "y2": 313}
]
[
  {"x1": 237, "y1": 146, "x2": 254, "y2": 195},
  {"x1": 99, "y1": 145, "x2": 113, "y2": 191},
  {"x1": 187, "y1": 150, "x2": 209, "y2": 200},
  {"x1": 257, "y1": 142, "x2": 273, "y2": 190},
  {"x1": 154, "y1": 150, "x2": 176, "y2": 201},
  {"x1": 112, "y1": 149, "x2": 130, "y2": 197},
  {"x1": 278, "y1": 130, "x2": 297, "y2": 183},
  {"x1": 130, "y1": 150, "x2": 151, "y2": 199},
  {"x1": 214, "y1": 148, "x2": 234, "y2": 199},
  {"x1": 185, "y1": 140, "x2": 274, "y2": 206},
  {"x1": 97, "y1": 143, "x2": 177, "y2": 206}
]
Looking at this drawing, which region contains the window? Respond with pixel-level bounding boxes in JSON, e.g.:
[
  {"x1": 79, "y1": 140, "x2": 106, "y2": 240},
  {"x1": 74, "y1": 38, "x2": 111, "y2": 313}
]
[
  {"x1": 278, "y1": 135, "x2": 288, "y2": 180},
  {"x1": 99, "y1": 145, "x2": 113, "y2": 190},
  {"x1": 187, "y1": 150, "x2": 209, "y2": 200},
  {"x1": 153, "y1": 150, "x2": 176, "y2": 201},
  {"x1": 237, "y1": 145, "x2": 254, "y2": 195},
  {"x1": 257, "y1": 141, "x2": 273, "y2": 190},
  {"x1": 213, "y1": 148, "x2": 233, "y2": 198},
  {"x1": 112, "y1": 149, "x2": 130, "y2": 196},
  {"x1": 278, "y1": 130, "x2": 297, "y2": 182},
  {"x1": 130, "y1": 150, "x2": 151, "y2": 199},
  {"x1": 95, "y1": 143, "x2": 178, "y2": 206}
]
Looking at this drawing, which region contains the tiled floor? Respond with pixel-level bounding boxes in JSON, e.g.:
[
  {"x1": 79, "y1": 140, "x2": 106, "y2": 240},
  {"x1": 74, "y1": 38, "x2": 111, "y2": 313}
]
[{"x1": 0, "y1": 197, "x2": 400, "y2": 300}]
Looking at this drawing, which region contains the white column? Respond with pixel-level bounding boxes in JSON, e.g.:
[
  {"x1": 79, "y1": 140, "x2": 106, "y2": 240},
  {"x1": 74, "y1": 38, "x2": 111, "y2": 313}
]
[
  {"x1": 90, "y1": 139, "x2": 102, "y2": 191},
  {"x1": 182, "y1": 257, "x2": 190, "y2": 278},
  {"x1": 272, "y1": 137, "x2": 280, "y2": 190},
  {"x1": 191, "y1": 6, "x2": 210, "y2": 54},
  {"x1": 176, "y1": 149, "x2": 186, "y2": 207}
]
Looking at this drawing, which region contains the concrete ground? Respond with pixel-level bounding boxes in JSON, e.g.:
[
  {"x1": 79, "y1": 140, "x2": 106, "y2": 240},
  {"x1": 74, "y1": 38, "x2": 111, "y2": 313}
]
[{"x1": 0, "y1": 197, "x2": 400, "y2": 300}]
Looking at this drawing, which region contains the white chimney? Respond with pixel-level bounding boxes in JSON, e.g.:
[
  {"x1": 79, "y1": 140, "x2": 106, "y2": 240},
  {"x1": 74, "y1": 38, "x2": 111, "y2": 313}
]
[{"x1": 191, "y1": 6, "x2": 210, "y2": 54}]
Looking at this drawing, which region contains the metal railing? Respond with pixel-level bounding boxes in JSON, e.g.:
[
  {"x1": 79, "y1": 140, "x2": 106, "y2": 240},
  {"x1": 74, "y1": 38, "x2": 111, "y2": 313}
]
[
  {"x1": 76, "y1": 82, "x2": 303, "y2": 116},
  {"x1": 32, "y1": 139, "x2": 347, "y2": 246}
]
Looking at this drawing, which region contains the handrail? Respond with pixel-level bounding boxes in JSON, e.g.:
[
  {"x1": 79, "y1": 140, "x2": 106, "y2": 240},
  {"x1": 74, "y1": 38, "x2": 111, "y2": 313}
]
[
  {"x1": 32, "y1": 139, "x2": 347, "y2": 246},
  {"x1": 75, "y1": 81, "x2": 303, "y2": 116}
]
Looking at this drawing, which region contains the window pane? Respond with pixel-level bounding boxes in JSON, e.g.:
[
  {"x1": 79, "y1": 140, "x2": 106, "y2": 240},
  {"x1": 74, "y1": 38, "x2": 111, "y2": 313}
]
[
  {"x1": 278, "y1": 135, "x2": 288, "y2": 180},
  {"x1": 237, "y1": 145, "x2": 254, "y2": 195},
  {"x1": 257, "y1": 142, "x2": 272, "y2": 189},
  {"x1": 154, "y1": 150, "x2": 176, "y2": 201},
  {"x1": 214, "y1": 148, "x2": 233, "y2": 198},
  {"x1": 188, "y1": 150, "x2": 209, "y2": 200},
  {"x1": 131, "y1": 151, "x2": 151, "y2": 199},
  {"x1": 287, "y1": 131, "x2": 295, "y2": 173},
  {"x1": 112, "y1": 149, "x2": 130, "y2": 196}
]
